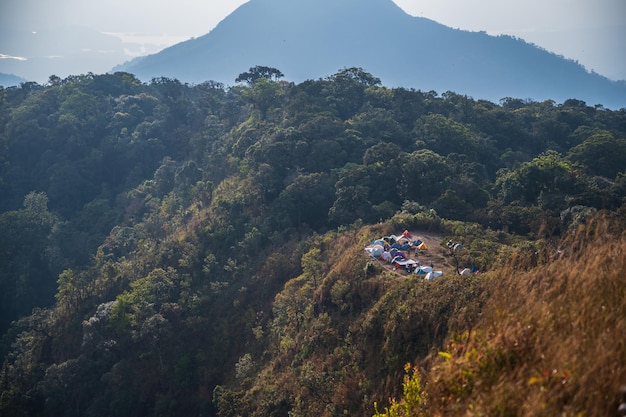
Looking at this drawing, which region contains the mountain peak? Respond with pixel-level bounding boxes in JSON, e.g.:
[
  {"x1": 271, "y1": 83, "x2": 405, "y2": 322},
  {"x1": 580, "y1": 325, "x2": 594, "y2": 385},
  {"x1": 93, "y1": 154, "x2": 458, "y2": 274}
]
[{"x1": 116, "y1": 0, "x2": 626, "y2": 108}]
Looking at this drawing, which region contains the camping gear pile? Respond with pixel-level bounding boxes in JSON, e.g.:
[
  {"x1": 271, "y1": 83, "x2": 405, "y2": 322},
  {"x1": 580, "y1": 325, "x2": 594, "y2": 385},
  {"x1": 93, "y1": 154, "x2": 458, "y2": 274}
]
[{"x1": 365, "y1": 230, "x2": 443, "y2": 278}]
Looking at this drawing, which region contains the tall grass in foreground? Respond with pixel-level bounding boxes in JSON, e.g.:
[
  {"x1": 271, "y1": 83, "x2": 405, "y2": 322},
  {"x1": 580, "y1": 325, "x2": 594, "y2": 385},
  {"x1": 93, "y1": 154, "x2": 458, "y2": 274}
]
[{"x1": 382, "y1": 214, "x2": 626, "y2": 417}]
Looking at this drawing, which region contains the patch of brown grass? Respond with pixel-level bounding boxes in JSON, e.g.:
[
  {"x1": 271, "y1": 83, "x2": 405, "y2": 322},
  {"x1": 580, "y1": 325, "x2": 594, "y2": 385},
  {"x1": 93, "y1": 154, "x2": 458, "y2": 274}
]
[{"x1": 423, "y1": 214, "x2": 626, "y2": 416}]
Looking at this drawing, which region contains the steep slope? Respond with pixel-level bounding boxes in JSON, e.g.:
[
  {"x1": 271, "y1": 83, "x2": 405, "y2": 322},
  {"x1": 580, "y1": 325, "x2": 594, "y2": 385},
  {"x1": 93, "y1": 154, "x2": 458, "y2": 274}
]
[
  {"x1": 374, "y1": 214, "x2": 626, "y2": 416},
  {"x1": 116, "y1": 0, "x2": 626, "y2": 108}
]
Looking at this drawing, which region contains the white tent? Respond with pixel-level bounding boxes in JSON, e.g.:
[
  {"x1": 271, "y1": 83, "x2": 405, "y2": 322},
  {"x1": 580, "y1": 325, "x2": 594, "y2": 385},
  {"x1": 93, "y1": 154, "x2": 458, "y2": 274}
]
[
  {"x1": 424, "y1": 271, "x2": 443, "y2": 280},
  {"x1": 366, "y1": 244, "x2": 385, "y2": 258},
  {"x1": 414, "y1": 266, "x2": 433, "y2": 275}
]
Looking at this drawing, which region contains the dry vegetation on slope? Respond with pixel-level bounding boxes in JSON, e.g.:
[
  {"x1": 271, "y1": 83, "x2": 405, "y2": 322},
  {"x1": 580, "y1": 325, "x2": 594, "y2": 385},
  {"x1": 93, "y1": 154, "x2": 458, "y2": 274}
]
[
  {"x1": 219, "y1": 213, "x2": 626, "y2": 417},
  {"x1": 380, "y1": 213, "x2": 626, "y2": 417}
]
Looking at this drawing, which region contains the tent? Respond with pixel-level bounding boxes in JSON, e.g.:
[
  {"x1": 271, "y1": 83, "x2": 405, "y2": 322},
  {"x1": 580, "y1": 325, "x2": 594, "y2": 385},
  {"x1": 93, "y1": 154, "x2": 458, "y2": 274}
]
[
  {"x1": 416, "y1": 242, "x2": 428, "y2": 251},
  {"x1": 393, "y1": 258, "x2": 418, "y2": 272},
  {"x1": 460, "y1": 268, "x2": 471, "y2": 275},
  {"x1": 414, "y1": 266, "x2": 433, "y2": 275},
  {"x1": 367, "y1": 244, "x2": 384, "y2": 258},
  {"x1": 393, "y1": 258, "x2": 417, "y2": 268},
  {"x1": 391, "y1": 252, "x2": 406, "y2": 261},
  {"x1": 424, "y1": 271, "x2": 443, "y2": 280},
  {"x1": 372, "y1": 239, "x2": 386, "y2": 247},
  {"x1": 392, "y1": 242, "x2": 411, "y2": 250}
]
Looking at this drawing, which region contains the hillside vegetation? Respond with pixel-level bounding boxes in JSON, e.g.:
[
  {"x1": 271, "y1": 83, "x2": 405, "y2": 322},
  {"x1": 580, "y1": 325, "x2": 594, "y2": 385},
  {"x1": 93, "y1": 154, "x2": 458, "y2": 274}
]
[{"x1": 0, "y1": 68, "x2": 625, "y2": 417}]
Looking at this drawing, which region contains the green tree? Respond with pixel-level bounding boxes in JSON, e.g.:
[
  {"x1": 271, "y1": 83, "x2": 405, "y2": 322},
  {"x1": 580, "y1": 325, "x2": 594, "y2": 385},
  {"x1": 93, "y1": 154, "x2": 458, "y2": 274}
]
[
  {"x1": 349, "y1": 108, "x2": 408, "y2": 146},
  {"x1": 567, "y1": 132, "x2": 626, "y2": 179},
  {"x1": 363, "y1": 142, "x2": 402, "y2": 166},
  {"x1": 0, "y1": 192, "x2": 58, "y2": 335},
  {"x1": 235, "y1": 66, "x2": 284, "y2": 85},
  {"x1": 496, "y1": 150, "x2": 581, "y2": 211},
  {"x1": 414, "y1": 114, "x2": 497, "y2": 173},
  {"x1": 326, "y1": 67, "x2": 381, "y2": 119},
  {"x1": 241, "y1": 77, "x2": 285, "y2": 118},
  {"x1": 329, "y1": 182, "x2": 372, "y2": 225},
  {"x1": 277, "y1": 172, "x2": 336, "y2": 231},
  {"x1": 399, "y1": 149, "x2": 451, "y2": 205},
  {"x1": 56, "y1": 269, "x2": 88, "y2": 313},
  {"x1": 54, "y1": 90, "x2": 103, "y2": 148}
]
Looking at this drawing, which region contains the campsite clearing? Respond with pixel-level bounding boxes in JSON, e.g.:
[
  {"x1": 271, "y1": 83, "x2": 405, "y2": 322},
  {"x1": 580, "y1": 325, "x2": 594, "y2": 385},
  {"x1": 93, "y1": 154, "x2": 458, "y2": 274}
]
[{"x1": 366, "y1": 231, "x2": 459, "y2": 278}]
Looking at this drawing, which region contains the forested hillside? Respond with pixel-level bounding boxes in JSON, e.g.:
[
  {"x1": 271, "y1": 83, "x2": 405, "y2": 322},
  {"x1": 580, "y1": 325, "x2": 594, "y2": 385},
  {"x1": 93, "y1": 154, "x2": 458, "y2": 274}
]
[{"x1": 0, "y1": 68, "x2": 625, "y2": 417}]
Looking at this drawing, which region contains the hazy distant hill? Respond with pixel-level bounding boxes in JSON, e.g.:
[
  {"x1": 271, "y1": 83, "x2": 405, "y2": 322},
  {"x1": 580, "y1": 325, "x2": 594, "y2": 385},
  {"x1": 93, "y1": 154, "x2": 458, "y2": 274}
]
[
  {"x1": 114, "y1": 0, "x2": 626, "y2": 109},
  {"x1": 0, "y1": 73, "x2": 26, "y2": 87},
  {"x1": 0, "y1": 25, "x2": 134, "y2": 83}
]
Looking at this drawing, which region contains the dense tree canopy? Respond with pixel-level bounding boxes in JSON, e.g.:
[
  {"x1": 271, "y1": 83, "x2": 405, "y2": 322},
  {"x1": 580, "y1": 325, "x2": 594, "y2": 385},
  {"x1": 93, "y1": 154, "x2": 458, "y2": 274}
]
[{"x1": 0, "y1": 68, "x2": 625, "y2": 417}]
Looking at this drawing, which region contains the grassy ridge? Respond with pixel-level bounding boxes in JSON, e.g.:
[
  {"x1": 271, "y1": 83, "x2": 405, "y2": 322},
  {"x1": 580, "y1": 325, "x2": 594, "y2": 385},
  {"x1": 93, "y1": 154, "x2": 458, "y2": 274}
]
[{"x1": 377, "y1": 213, "x2": 626, "y2": 416}]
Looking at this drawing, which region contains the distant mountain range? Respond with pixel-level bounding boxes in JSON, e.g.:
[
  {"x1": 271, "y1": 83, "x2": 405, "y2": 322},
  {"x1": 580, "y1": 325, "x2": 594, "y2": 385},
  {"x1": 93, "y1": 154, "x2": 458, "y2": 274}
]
[
  {"x1": 2, "y1": 0, "x2": 624, "y2": 108},
  {"x1": 114, "y1": 0, "x2": 626, "y2": 109},
  {"x1": 0, "y1": 25, "x2": 136, "y2": 86},
  {"x1": 0, "y1": 73, "x2": 26, "y2": 87}
]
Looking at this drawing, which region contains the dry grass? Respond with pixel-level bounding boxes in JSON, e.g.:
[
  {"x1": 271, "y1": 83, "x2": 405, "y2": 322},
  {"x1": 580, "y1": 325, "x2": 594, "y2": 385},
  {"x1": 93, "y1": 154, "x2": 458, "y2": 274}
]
[{"x1": 422, "y1": 214, "x2": 626, "y2": 416}]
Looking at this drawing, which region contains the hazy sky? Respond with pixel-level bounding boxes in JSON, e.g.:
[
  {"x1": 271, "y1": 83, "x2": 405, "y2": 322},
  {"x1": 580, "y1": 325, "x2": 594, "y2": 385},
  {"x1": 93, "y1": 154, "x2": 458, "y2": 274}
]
[{"x1": 1, "y1": 0, "x2": 625, "y2": 80}]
